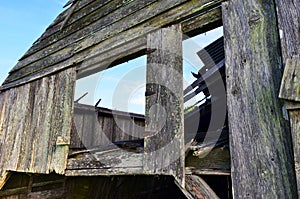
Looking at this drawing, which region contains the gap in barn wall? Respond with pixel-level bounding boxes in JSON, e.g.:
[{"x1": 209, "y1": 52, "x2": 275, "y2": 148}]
[
  {"x1": 183, "y1": 24, "x2": 232, "y2": 199},
  {"x1": 71, "y1": 55, "x2": 147, "y2": 150},
  {"x1": 183, "y1": 26, "x2": 223, "y2": 114},
  {"x1": 74, "y1": 55, "x2": 147, "y2": 115}
]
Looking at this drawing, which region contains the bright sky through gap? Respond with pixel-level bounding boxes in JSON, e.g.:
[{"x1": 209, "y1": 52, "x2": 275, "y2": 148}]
[
  {"x1": 0, "y1": 1, "x2": 223, "y2": 115},
  {"x1": 0, "y1": 0, "x2": 68, "y2": 85},
  {"x1": 75, "y1": 27, "x2": 223, "y2": 114}
]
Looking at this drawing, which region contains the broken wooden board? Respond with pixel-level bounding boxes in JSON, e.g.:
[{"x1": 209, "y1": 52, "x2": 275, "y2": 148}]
[
  {"x1": 66, "y1": 143, "x2": 144, "y2": 176},
  {"x1": 185, "y1": 175, "x2": 219, "y2": 199},
  {"x1": 279, "y1": 55, "x2": 300, "y2": 102}
]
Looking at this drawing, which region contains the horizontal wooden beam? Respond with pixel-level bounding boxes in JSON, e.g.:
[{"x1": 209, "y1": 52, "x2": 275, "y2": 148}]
[{"x1": 0, "y1": 0, "x2": 223, "y2": 91}]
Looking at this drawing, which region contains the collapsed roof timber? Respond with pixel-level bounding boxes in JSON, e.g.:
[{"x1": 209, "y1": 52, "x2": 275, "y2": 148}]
[{"x1": 0, "y1": 0, "x2": 299, "y2": 198}]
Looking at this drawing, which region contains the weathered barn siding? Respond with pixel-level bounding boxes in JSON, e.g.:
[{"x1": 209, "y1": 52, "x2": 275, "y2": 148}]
[
  {"x1": 222, "y1": 0, "x2": 297, "y2": 198},
  {"x1": 71, "y1": 104, "x2": 145, "y2": 149},
  {"x1": 0, "y1": 0, "x2": 223, "y2": 91},
  {"x1": 279, "y1": 56, "x2": 300, "y2": 195},
  {"x1": 144, "y1": 25, "x2": 185, "y2": 186},
  {"x1": 274, "y1": 0, "x2": 300, "y2": 64},
  {"x1": 0, "y1": 68, "x2": 76, "y2": 188}
]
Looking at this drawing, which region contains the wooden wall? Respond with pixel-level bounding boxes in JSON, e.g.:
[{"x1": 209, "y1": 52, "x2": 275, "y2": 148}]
[
  {"x1": 222, "y1": 0, "x2": 297, "y2": 197},
  {"x1": 0, "y1": 68, "x2": 76, "y2": 188},
  {"x1": 71, "y1": 103, "x2": 145, "y2": 149},
  {"x1": 0, "y1": 0, "x2": 223, "y2": 91}
]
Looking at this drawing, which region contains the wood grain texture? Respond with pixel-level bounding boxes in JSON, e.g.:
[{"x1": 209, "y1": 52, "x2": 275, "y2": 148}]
[
  {"x1": 66, "y1": 146, "x2": 143, "y2": 176},
  {"x1": 143, "y1": 25, "x2": 185, "y2": 187},
  {"x1": 0, "y1": 0, "x2": 223, "y2": 91},
  {"x1": 274, "y1": 0, "x2": 300, "y2": 64},
  {"x1": 279, "y1": 55, "x2": 300, "y2": 102},
  {"x1": 71, "y1": 104, "x2": 145, "y2": 149},
  {"x1": 222, "y1": 0, "x2": 297, "y2": 198},
  {"x1": 0, "y1": 68, "x2": 76, "y2": 187},
  {"x1": 185, "y1": 175, "x2": 219, "y2": 199},
  {"x1": 289, "y1": 110, "x2": 300, "y2": 195}
]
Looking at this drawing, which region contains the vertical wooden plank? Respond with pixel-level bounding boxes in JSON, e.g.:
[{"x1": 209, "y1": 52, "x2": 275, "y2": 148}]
[
  {"x1": 143, "y1": 25, "x2": 185, "y2": 186},
  {"x1": 50, "y1": 68, "x2": 76, "y2": 173},
  {"x1": 290, "y1": 110, "x2": 300, "y2": 193},
  {"x1": 274, "y1": 0, "x2": 300, "y2": 64},
  {"x1": 222, "y1": 0, "x2": 297, "y2": 198},
  {"x1": 279, "y1": 56, "x2": 300, "y2": 195}
]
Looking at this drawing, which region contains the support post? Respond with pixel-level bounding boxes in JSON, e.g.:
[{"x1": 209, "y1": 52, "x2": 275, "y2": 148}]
[
  {"x1": 222, "y1": 0, "x2": 297, "y2": 197},
  {"x1": 143, "y1": 25, "x2": 185, "y2": 187}
]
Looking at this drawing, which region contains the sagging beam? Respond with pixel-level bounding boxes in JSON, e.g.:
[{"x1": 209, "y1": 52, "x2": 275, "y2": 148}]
[
  {"x1": 222, "y1": 0, "x2": 297, "y2": 198},
  {"x1": 185, "y1": 175, "x2": 219, "y2": 199},
  {"x1": 143, "y1": 25, "x2": 185, "y2": 187}
]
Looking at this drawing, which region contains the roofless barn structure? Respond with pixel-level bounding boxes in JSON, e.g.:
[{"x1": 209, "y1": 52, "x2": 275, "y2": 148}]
[{"x1": 0, "y1": 0, "x2": 299, "y2": 198}]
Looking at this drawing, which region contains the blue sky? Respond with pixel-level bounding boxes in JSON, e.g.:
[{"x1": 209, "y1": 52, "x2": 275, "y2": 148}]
[
  {"x1": 0, "y1": 0, "x2": 68, "y2": 84},
  {"x1": 75, "y1": 27, "x2": 223, "y2": 114},
  {"x1": 0, "y1": 1, "x2": 223, "y2": 114}
]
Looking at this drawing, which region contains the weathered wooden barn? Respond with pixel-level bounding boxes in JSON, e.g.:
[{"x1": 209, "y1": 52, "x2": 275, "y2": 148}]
[{"x1": 0, "y1": 0, "x2": 299, "y2": 198}]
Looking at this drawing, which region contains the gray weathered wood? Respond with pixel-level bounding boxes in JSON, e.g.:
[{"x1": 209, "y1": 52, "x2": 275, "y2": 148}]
[
  {"x1": 0, "y1": 68, "x2": 76, "y2": 187},
  {"x1": 66, "y1": 147, "x2": 143, "y2": 176},
  {"x1": 279, "y1": 55, "x2": 300, "y2": 102},
  {"x1": 185, "y1": 175, "x2": 219, "y2": 199},
  {"x1": 143, "y1": 25, "x2": 185, "y2": 187},
  {"x1": 12, "y1": 0, "x2": 158, "y2": 72},
  {"x1": 71, "y1": 104, "x2": 145, "y2": 149},
  {"x1": 279, "y1": 55, "x2": 300, "y2": 195},
  {"x1": 0, "y1": 0, "x2": 223, "y2": 91},
  {"x1": 185, "y1": 146, "x2": 230, "y2": 173},
  {"x1": 274, "y1": 0, "x2": 300, "y2": 65},
  {"x1": 182, "y1": 6, "x2": 222, "y2": 36},
  {"x1": 222, "y1": 0, "x2": 297, "y2": 198},
  {"x1": 289, "y1": 110, "x2": 300, "y2": 195}
]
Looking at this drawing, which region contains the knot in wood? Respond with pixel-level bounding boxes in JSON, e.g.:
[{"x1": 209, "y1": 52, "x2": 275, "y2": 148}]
[{"x1": 248, "y1": 10, "x2": 261, "y2": 27}]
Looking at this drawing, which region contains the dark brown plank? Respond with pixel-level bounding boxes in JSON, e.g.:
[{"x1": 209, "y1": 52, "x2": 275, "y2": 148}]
[
  {"x1": 222, "y1": 0, "x2": 297, "y2": 198},
  {"x1": 185, "y1": 175, "x2": 219, "y2": 199},
  {"x1": 143, "y1": 25, "x2": 185, "y2": 186}
]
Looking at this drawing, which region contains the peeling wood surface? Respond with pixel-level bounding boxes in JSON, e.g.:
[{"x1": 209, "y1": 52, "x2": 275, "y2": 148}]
[
  {"x1": 0, "y1": 68, "x2": 76, "y2": 187},
  {"x1": 1, "y1": 0, "x2": 223, "y2": 91},
  {"x1": 279, "y1": 55, "x2": 300, "y2": 102},
  {"x1": 143, "y1": 25, "x2": 185, "y2": 187},
  {"x1": 66, "y1": 144, "x2": 143, "y2": 176},
  {"x1": 185, "y1": 175, "x2": 219, "y2": 199},
  {"x1": 222, "y1": 0, "x2": 297, "y2": 198}
]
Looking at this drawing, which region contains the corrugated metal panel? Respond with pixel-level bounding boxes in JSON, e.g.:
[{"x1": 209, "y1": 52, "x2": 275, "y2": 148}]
[
  {"x1": 0, "y1": 68, "x2": 76, "y2": 187},
  {"x1": 197, "y1": 36, "x2": 224, "y2": 70}
]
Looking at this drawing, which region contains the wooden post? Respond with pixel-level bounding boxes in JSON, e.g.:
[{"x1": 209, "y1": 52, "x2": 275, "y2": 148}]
[
  {"x1": 279, "y1": 56, "x2": 300, "y2": 195},
  {"x1": 274, "y1": 0, "x2": 300, "y2": 65},
  {"x1": 143, "y1": 25, "x2": 185, "y2": 187},
  {"x1": 222, "y1": 0, "x2": 297, "y2": 198}
]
